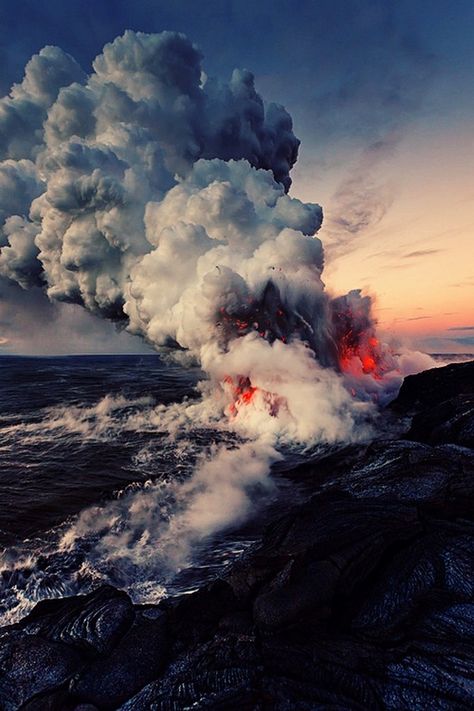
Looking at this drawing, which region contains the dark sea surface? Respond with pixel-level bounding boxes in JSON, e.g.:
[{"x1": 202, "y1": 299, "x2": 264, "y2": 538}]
[
  {"x1": 0, "y1": 355, "x2": 202, "y2": 543},
  {"x1": 0, "y1": 352, "x2": 471, "y2": 626},
  {"x1": 0, "y1": 354, "x2": 303, "y2": 625}
]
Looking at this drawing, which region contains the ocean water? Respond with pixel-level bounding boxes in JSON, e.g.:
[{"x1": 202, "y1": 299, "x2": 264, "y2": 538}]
[
  {"x1": 0, "y1": 355, "x2": 202, "y2": 544},
  {"x1": 0, "y1": 352, "x2": 470, "y2": 626},
  {"x1": 0, "y1": 355, "x2": 301, "y2": 625}
]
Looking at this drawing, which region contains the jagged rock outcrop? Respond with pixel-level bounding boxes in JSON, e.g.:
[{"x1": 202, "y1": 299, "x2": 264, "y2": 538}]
[
  {"x1": 393, "y1": 360, "x2": 474, "y2": 448},
  {"x1": 393, "y1": 360, "x2": 474, "y2": 411}
]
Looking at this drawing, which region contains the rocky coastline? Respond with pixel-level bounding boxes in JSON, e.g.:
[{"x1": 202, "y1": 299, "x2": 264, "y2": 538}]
[{"x1": 1, "y1": 360, "x2": 473, "y2": 710}]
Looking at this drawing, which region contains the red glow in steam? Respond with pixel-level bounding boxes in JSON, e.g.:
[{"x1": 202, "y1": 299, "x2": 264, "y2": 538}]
[
  {"x1": 338, "y1": 329, "x2": 387, "y2": 381},
  {"x1": 218, "y1": 288, "x2": 396, "y2": 413},
  {"x1": 223, "y1": 375, "x2": 259, "y2": 416}
]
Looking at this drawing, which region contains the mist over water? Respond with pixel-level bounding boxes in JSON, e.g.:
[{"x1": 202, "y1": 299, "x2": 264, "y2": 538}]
[
  {"x1": 1, "y1": 349, "x2": 460, "y2": 626},
  {"x1": 0, "y1": 355, "x2": 339, "y2": 625},
  {"x1": 0, "y1": 356, "x2": 229, "y2": 621}
]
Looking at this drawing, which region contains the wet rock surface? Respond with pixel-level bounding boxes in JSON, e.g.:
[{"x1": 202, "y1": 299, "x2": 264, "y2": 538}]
[
  {"x1": 394, "y1": 360, "x2": 474, "y2": 448},
  {"x1": 408, "y1": 394, "x2": 474, "y2": 447},
  {"x1": 393, "y1": 360, "x2": 474, "y2": 410},
  {"x1": 1, "y1": 361, "x2": 473, "y2": 710}
]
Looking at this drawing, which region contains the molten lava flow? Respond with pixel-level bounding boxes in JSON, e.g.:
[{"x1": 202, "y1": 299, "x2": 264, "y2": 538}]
[
  {"x1": 337, "y1": 323, "x2": 392, "y2": 383},
  {"x1": 223, "y1": 375, "x2": 259, "y2": 416},
  {"x1": 339, "y1": 334, "x2": 383, "y2": 378},
  {"x1": 329, "y1": 293, "x2": 394, "y2": 384},
  {"x1": 216, "y1": 285, "x2": 398, "y2": 411},
  {"x1": 221, "y1": 373, "x2": 288, "y2": 421}
]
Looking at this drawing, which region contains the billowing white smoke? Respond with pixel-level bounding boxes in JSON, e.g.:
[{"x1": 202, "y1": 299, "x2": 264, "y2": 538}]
[
  {"x1": 0, "y1": 30, "x2": 299, "y2": 318},
  {"x1": 0, "y1": 31, "x2": 437, "y2": 608},
  {"x1": 0, "y1": 28, "x2": 384, "y2": 435},
  {"x1": 125, "y1": 158, "x2": 322, "y2": 352}
]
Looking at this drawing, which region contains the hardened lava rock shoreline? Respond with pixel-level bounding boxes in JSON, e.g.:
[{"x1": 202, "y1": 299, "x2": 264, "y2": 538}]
[{"x1": 1, "y1": 361, "x2": 473, "y2": 710}]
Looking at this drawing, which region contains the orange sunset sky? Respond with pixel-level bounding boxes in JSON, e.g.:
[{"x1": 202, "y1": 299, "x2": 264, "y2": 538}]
[{"x1": 293, "y1": 119, "x2": 473, "y2": 353}]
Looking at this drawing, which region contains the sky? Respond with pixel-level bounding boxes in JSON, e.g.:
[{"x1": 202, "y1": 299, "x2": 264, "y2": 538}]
[{"x1": 0, "y1": 0, "x2": 472, "y2": 354}]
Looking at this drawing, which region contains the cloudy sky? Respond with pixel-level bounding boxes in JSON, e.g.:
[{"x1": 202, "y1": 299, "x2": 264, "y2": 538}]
[{"x1": 0, "y1": 0, "x2": 472, "y2": 354}]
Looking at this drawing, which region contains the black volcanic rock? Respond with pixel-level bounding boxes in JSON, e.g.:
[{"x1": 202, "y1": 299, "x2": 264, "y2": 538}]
[
  {"x1": 324, "y1": 439, "x2": 474, "y2": 512},
  {"x1": 408, "y1": 394, "x2": 474, "y2": 447},
  {"x1": 1, "y1": 361, "x2": 473, "y2": 710},
  {"x1": 392, "y1": 360, "x2": 474, "y2": 410},
  {"x1": 70, "y1": 608, "x2": 168, "y2": 709},
  {"x1": 0, "y1": 633, "x2": 82, "y2": 710},
  {"x1": 392, "y1": 360, "x2": 474, "y2": 447},
  {"x1": 18, "y1": 585, "x2": 134, "y2": 656}
]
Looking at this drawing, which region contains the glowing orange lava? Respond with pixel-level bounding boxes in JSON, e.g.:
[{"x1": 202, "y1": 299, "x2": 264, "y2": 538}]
[
  {"x1": 223, "y1": 375, "x2": 259, "y2": 416},
  {"x1": 338, "y1": 330, "x2": 385, "y2": 380}
]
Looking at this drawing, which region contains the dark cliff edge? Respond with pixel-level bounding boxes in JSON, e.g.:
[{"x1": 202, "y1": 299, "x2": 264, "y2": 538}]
[{"x1": 1, "y1": 361, "x2": 473, "y2": 710}]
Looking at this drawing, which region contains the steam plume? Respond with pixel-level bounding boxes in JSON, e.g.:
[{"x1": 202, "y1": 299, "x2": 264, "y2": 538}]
[{"x1": 0, "y1": 32, "x2": 438, "y2": 613}]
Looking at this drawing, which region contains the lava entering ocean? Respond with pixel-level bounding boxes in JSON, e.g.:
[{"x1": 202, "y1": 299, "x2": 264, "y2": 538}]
[
  {"x1": 0, "y1": 30, "x2": 439, "y2": 603},
  {"x1": 215, "y1": 278, "x2": 401, "y2": 423}
]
